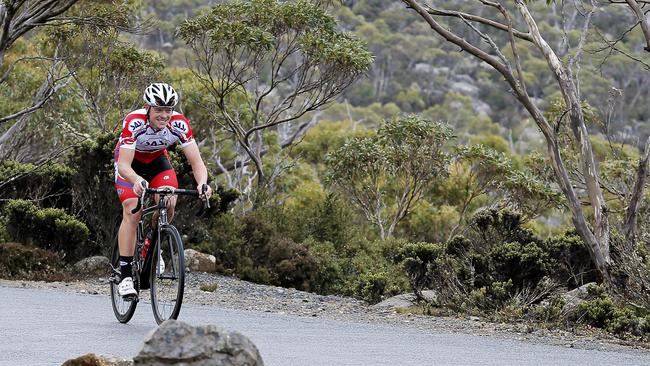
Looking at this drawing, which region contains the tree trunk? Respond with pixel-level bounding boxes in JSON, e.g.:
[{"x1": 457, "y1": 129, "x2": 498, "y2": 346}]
[
  {"x1": 516, "y1": 0, "x2": 611, "y2": 282},
  {"x1": 401, "y1": 0, "x2": 611, "y2": 282},
  {"x1": 624, "y1": 136, "x2": 650, "y2": 248}
]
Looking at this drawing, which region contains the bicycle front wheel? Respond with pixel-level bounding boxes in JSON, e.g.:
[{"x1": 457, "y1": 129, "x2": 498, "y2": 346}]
[
  {"x1": 109, "y1": 240, "x2": 138, "y2": 323},
  {"x1": 150, "y1": 225, "x2": 185, "y2": 324}
]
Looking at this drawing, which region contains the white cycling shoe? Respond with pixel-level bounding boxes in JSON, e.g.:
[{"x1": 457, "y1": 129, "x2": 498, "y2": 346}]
[{"x1": 118, "y1": 277, "x2": 137, "y2": 297}]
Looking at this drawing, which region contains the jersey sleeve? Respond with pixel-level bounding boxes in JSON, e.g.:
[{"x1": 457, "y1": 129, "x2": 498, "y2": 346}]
[
  {"x1": 119, "y1": 115, "x2": 146, "y2": 150},
  {"x1": 169, "y1": 115, "x2": 195, "y2": 148}
]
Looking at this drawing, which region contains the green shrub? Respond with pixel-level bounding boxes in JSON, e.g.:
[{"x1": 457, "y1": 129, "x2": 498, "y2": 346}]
[
  {"x1": 573, "y1": 284, "x2": 644, "y2": 337},
  {"x1": 606, "y1": 308, "x2": 639, "y2": 336},
  {"x1": 0, "y1": 160, "x2": 75, "y2": 209},
  {"x1": 355, "y1": 271, "x2": 390, "y2": 304},
  {"x1": 304, "y1": 238, "x2": 345, "y2": 294},
  {"x1": 531, "y1": 294, "x2": 566, "y2": 324},
  {"x1": 445, "y1": 235, "x2": 471, "y2": 257},
  {"x1": 544, "y1": 231, "x2": 597, "y2": 288},
  {"x1": 305, "y1": 193, "x2": 357, "y2": 248},
  {"x1": 66, "y1": 132, "x2": 121, "y2": 255},
  {"x1": 4, "y1": 199, "x2": 38, "y2": 242},
  {"x1": 577, "y1": 296, "x2": 615, "y2": 328},
  {"x1": 641, "y1": 316, "x2": 650, "y2": 335},
  {"x1": 469, "y1": 209, "x2": 538, "y2": 247},
  {"x1": 4, "y1": 199, "x2": 89, "y2": 261},
  {"x1": 268, "y1": 237, "x2": 318, "y2": 291},
  {"x1": 489, "y1": 241, "x2": 549, "y2": 287},
  {"x1": 199, "y1": 212, "x2": 246, "y2": 273},
  {"x1": 397, "y1": 242, "x2": 444, "y2": 298}
]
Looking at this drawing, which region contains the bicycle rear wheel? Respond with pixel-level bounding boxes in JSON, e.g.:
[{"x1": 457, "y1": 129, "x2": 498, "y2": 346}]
[
  {"x1": 109, "y1": 240, "x2": 138, "y2": 323},
  {"x1": 150, "y1": 225, "x2": 185, "y2": 324}
]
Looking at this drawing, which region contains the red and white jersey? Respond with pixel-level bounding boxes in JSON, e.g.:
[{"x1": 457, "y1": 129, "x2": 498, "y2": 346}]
[{"x1": 114, "y1": 108, "x2": 195, "y2": 163}]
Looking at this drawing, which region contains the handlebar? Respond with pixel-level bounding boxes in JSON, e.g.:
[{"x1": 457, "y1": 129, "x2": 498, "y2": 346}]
[{"x1": 131, "y1": 183, "x2": 211, "y2": 215}]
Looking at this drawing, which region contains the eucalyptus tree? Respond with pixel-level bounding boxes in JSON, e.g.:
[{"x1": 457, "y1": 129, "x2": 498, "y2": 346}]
[
  {"x1": 178, "y1": 0, "x2": 372, "y2": 190},
  {"x1": 0, "y1": 0, "x2": 150, "y2": 157},
  {"x1": 398, "y1": 0, "x2": 650, "y2": 282},
  {"x1": 52, "y1": 1, "x2": 164, "y2": 132},
  {"x1": 0, "y1": 0, "x2": 78, "y2": 156},
  {"x1": 326, "y1": 115, "x2": 453, "y2": 239},
  {"x1": 446, "y1": 145, "x2": 562, "y2": 241}
]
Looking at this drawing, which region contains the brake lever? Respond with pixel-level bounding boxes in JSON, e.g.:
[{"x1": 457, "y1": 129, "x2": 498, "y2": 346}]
[
  {"x1": 195, "y1": 184, "x2": 210, "y2": 217},
  {"x1": 202, "y1": 184, "x2": 211, "y2": 209},
  {"x1": 131, "y1": 181, "x2": 148, "y2": 214}
]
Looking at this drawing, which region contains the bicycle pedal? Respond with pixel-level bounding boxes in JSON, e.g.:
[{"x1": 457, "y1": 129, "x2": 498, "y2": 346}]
[{"x1": 122, "y1": 294, "x2": 138, "y2": 302}]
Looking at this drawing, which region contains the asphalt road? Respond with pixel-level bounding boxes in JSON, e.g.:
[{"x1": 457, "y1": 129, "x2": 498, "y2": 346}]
[{"x1": 2, "y1": 286, "x2": 649, "y2": 366}]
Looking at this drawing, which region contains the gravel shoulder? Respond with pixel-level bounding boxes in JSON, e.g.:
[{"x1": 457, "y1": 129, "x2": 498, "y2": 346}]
[{"x1": 2, "y1": 272, "x2": 649, "y2": 356}]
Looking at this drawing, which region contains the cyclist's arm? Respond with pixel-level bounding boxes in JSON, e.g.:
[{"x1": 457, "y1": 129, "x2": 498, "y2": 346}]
[
  {"x1": 117, "y1": 147, "x2": 145, "y2": 185},
  {"x1": 182, "y1": 142, "x2": 208, "y2": 186}
]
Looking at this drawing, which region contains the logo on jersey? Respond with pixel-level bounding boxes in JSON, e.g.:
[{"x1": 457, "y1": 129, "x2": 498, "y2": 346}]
[
  {"x1": 129, "y1": 119, "x2": 144, "y2": 131},
  {"x1": 163, "y1": 175, "x2": 170, "y2": 180},
  {"x1": 144, "y1": 139, "x2": 166, "y2": 147},
  {"x1": 172, "y1": 120, "x2": 188, "y2": 133}
]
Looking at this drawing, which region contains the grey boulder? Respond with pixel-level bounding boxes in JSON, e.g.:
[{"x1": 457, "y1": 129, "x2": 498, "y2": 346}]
[{"x1": 133, "y1": 320, "x2": 263, "y2": 366}]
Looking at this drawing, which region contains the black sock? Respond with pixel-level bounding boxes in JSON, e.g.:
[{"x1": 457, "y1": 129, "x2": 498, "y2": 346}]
[{"x1": 119, "y1": 256, "x2": 133, "y2": 278}]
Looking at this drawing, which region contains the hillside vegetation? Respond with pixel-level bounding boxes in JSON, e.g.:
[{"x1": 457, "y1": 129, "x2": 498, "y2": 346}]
[{"x1": 2, "y1": 0, "x2": 650, "y2": 342}]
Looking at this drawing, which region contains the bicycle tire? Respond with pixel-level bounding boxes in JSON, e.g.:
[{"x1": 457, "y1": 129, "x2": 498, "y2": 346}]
[
  {"x1": 150, "y1": 225, "x2": 185, "y2": 324},
  {"x1": 109, "y1": 240, "x2": 138, "y2": 323}
]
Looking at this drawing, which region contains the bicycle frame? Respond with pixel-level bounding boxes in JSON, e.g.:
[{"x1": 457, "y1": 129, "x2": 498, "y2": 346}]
[{"x1": 134, "y1": 187, "x2": 208, "y2": 281}]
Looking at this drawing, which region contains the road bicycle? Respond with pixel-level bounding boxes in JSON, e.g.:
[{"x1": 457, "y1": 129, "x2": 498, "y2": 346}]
[{"x1": 109, "y1": 185, "x2": 209, "y2": 324}]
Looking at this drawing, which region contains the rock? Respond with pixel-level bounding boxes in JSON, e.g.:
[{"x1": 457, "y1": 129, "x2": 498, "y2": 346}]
[
  {"x1": 372, "y1": 290, "x2": 437, "y2": 310},
  {"x1": 185, "y1": 249, "x2": 217, "y2": 273},
  {"x1": 562, "y1": 282, "x2": 598, "y2": 316},
  {"x1": 61, "y1": 353, "x2": 132, "y2": 366},
  {"x1": 133, "y1": 320, "x2": 264, "y2": 366},
  {"x1": 73, "y1": 256, "x2": 110, "y2": 277}
]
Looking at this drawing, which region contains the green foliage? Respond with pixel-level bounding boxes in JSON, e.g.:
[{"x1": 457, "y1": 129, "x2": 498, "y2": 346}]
[
  {"x1": 531, "y1": 294, "x2": 566, "y2": 323},
  {"x1": 4, "y1": 199, "x2": 38, "y2": 242},
  {"x1": 326, "y1": 115, "x2": 454, "y2": 238},
  {"x1": 178, "y1": 0, "x2": 372, "y2": 187},
  {"x1": 0, "y1": 160, "x2": 75, "y2": 209},
  {"x1": 397, "y1": 242, "x2": 444, "y2": 299},
  {"x1": 544, "y1": 231, "x2": 598, "y2": 288},
  {"x1": 67, "y1": 132, "x2": 120, "y2": 254},
  {"x1": 305, "y1": 193, "x2": 358, "y2": 248},
  {"x1": 489, "y1": 242, "x2": 549, "y2": 287},
  {"x1": 454, "y1": 145, "x2": 562, "y2": 220},
  {"x1": 355, "y1": 271, "x2": 390, "y2": 304},
  {"x1": 4, "y1": 199, "x2": 89, "y2": 262}
]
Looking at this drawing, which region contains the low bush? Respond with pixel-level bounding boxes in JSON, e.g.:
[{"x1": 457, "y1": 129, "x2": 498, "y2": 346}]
[
  {"x1": 572, "y1": 284, "x2": 647, "y2": 338},
  {"x1": 355, "y1": 271, "x2": 390, "y2": 304},
  {"x1": 4, "y1": 199, "x2": 89, "y2": 261},
  {"x1": 396, "y1": 242, "x2": 444, "y2": 299},
  {"x1": 544, "y1": 231, "x2": 597, "y2": 288},
  {"x1": 0, "y1": 160, "x2": 75, "y2": 210},
  {"x1": 0, "y1": 242, "x2": 68, "y2": 281}
]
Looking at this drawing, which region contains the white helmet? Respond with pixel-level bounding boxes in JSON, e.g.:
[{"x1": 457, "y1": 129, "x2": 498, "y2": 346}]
[{"x1": 143, "y1": 83, "x2": 178, "y2": 107}]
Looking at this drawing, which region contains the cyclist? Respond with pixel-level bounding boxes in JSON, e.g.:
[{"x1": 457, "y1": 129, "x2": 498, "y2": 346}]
[{"x1": 113, "y1": 82, "x2": 212, "y2": 297}]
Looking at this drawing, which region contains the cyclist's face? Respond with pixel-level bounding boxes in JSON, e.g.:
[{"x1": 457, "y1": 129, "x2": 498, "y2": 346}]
[{"x1": 148, "y1": 106, "x2": 173, "y2": 129}]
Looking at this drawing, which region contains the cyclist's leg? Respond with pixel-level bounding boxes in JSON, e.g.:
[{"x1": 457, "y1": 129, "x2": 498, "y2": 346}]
[
  {"x1": 149, "y1": 163, "x2": 179, "y2": 223},
  {"x1": 116, "y1": 173, "x2": 142, "y2": 254},
  {"x1": 118, "y1": 197, "x2": 141, "y2": 256},
  {"x1": 115, "y1": 176, "x2": 142, "y2": 296}
]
